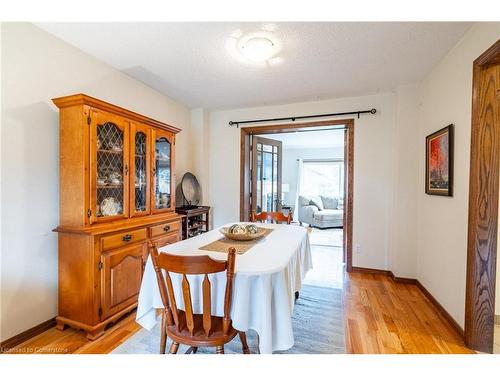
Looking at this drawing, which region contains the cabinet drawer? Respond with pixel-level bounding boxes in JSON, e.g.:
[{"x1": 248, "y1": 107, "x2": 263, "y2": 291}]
[
  {"x1": 101, "y1": 228, "x2": 147, "y2": 251},
  {"x1": 150, "y1": 220, "x2": 180, "y2": 238},
  {"x1": 153, "y1": 233, "x2": 180, "y2": 249}
]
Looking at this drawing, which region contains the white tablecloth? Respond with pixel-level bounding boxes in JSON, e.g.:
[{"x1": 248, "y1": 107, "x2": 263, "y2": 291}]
[{"x1": 136, "y1": 223, "x2": 313, "y2": 353}]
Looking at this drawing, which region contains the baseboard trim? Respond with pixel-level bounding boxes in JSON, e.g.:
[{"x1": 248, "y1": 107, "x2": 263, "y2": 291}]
[
  {"x1": 0, "y1": 317, "x2": 56, "y2": 353},
  {"x1": 351, "y1": 266, "x2": 392, "y2": 276},
  {"x1": 413, "y1": 280, "x2": 464, "y2": 337},
  {"x1": 391, "y1": 274, "x2": 418, "y2": 284},
  {"x1": 350, "y1": 267, "x2": 464, "y2": 338}
]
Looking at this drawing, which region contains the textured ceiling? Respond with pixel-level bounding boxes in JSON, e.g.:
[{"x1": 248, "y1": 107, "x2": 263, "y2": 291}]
[{"x1": 37, "y1": 22, "x2": 471, "y2": 109}]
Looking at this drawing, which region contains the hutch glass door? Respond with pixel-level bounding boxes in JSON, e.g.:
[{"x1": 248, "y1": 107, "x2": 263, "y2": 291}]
[
  {"x1": 152, "y1": 130, "x2": 173, "y2": 212},
  {"x1": 130, "y1": 123, "x2": 150, "y2": 217},
  {"x1": 90, "y1": 109, "x2": 129, "y2": 223}
]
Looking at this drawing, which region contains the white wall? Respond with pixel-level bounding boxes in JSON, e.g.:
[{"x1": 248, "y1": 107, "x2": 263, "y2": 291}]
[
  {"x1": 190, "y1": 108, "x2": 210, "y2": 206},
  {"x1": 280, "y1": 146, "x2": 344, "y2": 207},
  {"x1": 0, "y1": 23, "x2": 192, "y2": 341},
  {"x1": 206, "y1": 93, "x2": 397, "y2": 270},
  {"x1": 388, "y1": 85, "x2": 420, "y2": 278},
  {"x1": 416, "y1": 23, "x2": 500, "y2": 328}
]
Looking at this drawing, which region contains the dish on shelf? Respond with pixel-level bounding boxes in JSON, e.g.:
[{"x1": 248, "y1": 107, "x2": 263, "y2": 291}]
[
  {"x1": 97, "y1": 168, "x2": 123, "y2": 186},
  {"x1": 108, "y1": 172, "x2": 122, "y2": 185},
  {"x1": 100, "y1": 197, "x2": 121, "y2": 216},
  {"x1": 158, "y1": 150, "x2": 170, "y2": 160},
  {"x1": 102, "y1": 136, "x2": 123, "y2": 152},
  {"x1": 158, "y1": 192, "x2": 170, "y2": 206},
  {"x1": 97, "y1": 176, "x2": 107, "y2": 186}
]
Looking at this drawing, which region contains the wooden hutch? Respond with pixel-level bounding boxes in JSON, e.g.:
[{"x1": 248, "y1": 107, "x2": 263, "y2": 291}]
[{"x1": 53, "y1": 94, "x2": 183, "y2": 340}]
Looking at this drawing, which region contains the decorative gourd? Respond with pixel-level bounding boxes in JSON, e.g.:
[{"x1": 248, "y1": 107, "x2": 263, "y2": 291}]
[
  {"x1": 229, "y1": 224, "x2": 246, "y2": 234},
  {"x1": 245, "y1": 224, "x2": 258, "y2": 234}
]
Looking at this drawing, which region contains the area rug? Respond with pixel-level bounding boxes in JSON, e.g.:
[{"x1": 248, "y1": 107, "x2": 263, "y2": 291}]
[
  {"x1": 309, "y1": 228, "x2": 343, "y2": 248},
  {"x1": 112, "y1": 285, "x2": 345, "y2": 354}
]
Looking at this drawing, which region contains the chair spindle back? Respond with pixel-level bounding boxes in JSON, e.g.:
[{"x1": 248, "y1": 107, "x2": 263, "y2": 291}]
[
  {"x1": 251, "y1": 211, "x2": 292, "y2": 224},
  {"x1": 149, "y1": 241, "x2": 237, "y2": 337}
]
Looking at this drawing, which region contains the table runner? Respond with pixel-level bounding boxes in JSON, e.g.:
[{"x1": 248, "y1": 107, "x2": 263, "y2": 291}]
[
  {"x1": 199, "y1": 228, "x2": 273, "y2": 254},
  {"x1": 136, "y1": 223, "x2": 313, "y2": 353}
]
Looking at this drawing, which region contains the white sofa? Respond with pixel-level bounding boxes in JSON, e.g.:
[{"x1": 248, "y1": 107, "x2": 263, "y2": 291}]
[{"x1": 297, "y1": 195, "x2": 343, "y2": 228}]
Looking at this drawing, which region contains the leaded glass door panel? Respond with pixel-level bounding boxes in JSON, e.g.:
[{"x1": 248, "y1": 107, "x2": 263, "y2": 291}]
[
  {"x1": 130, "y1": 122, "x2": 151, "y2": 217},
  {"x1": 151, "y1": 129, "x2": 174, "y2": 213},
  {"x1": 89, "y1": 109, "x2": 129, "y2": 223}
]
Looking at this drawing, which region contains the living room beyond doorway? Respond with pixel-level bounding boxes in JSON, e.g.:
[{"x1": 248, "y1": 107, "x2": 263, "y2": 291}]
[
  {"x1": 241, "y1": 123, "x2": 348, "y2": 287},
  {"x1": 265, "y1": 134, "x2": 346, "y2": 287}
]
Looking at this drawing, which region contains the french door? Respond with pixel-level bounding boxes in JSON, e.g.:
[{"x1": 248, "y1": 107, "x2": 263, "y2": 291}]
[{"x1": 251, "y1": 136, "x2": 283, "y2": 215}]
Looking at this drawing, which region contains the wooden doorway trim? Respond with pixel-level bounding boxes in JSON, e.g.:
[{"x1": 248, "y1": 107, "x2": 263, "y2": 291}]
[
  {"x1": 464, "y1": 39, "x2": 500, "y2": 353},
  {"x1": 240, "y1": 118, "x2": 354, "y2": 272}
]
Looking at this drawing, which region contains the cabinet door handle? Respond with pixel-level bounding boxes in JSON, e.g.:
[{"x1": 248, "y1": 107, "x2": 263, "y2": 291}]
[
  {"x1": 163, "y1": 225, "x2": 171, "y2": 232},
  {"x1": 122, "y1": 234, "x2": 132, "y2": 242}
]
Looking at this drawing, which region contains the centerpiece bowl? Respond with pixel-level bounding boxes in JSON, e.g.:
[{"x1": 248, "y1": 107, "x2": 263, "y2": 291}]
[{"x1": 219, "y1": 224, "x2": 266, "y2": 241}]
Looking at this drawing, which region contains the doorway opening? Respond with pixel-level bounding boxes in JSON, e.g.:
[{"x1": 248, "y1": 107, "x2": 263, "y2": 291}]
[{"x1": 240, "y1": 119, "x2": 354, "y2": 276}]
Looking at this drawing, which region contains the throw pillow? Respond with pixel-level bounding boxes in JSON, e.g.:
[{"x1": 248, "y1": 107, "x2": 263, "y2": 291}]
[
  {"x1": 298, "y1": 195, "x2": 311, "y2": 207},
  {"x1": 321, "y1": 196, "x2": 338, "y2": 210},
  {"x1": 309, "y1": 196, "x2": 324, "y2": 210}
]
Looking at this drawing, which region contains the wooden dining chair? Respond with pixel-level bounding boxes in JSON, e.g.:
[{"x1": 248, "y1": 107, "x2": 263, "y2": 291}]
[
  {"x1": 251, "y1": 210, "x2": 293, "y2": 224},
  {"x1": 149, "y1": 241, "x2": 250, "y2": 354}
]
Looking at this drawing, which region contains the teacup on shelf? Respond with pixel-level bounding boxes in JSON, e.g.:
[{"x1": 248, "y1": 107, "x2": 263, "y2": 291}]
[
  {"x1": 109, "y1": 172, "x2": 122, "y2": 185},
  {"x1": 97, "y1": 176, "x2": 107, "y2": 186}
]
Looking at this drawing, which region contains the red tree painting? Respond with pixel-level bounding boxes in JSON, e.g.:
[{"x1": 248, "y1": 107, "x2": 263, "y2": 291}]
[{"x1": 426, "y1": 125, "x2": 454, "y2": 196}]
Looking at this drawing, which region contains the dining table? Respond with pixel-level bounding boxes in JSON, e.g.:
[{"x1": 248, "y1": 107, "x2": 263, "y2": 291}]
[{"x1": 136, "y1": 222, "x2": 313, "y2": 354}]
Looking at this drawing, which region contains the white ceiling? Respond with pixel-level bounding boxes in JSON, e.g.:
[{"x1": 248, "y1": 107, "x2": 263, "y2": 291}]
[
  {"x1": 37, "y1": 22, "x2": 471, "y2": 109},
  {"x1": 264, "y1": 129, "x2": 345, "y2": 149}
]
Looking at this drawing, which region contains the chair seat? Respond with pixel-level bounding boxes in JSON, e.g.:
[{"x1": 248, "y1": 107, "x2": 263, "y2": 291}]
[{"x1": 167, "y1": 310, "x2": 238, "y2": 347}]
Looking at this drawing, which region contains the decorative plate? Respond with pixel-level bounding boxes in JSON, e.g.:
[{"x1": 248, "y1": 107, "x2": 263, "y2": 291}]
[
  {"x1": 219, "y1": 226, "x2": 266, "y2": 241},
  {"x1": 100, "y1": 197, "x2": 121, "y2": 216},
  {"x1": 181, "y1": 172, "x2": 201, "y2": 206}
]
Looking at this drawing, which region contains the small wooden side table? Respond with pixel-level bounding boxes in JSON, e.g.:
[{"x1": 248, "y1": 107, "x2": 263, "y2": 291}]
[{"x1": 175, "y1": 206, "x2": 210, "y2": 240}]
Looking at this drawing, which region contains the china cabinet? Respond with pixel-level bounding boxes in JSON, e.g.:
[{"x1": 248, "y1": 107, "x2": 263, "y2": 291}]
[{"x1": 53, "y1": 94, "x2": 182, "y2": 340}]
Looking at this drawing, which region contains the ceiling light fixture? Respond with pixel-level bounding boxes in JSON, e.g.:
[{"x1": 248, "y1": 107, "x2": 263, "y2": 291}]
[{"x1": 239, "y1": 36, "x2": 276, "y2": 62}]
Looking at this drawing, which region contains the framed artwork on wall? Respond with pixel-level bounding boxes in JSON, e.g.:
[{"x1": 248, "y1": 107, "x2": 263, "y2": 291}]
[{"x1": 425, "y1": 124, "x2": 454, "y2": 196}]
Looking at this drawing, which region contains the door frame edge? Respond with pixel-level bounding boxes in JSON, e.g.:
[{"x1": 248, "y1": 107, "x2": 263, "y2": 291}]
[{"x1": 464, "y1": 38, "x2": 500, "y2": 353}]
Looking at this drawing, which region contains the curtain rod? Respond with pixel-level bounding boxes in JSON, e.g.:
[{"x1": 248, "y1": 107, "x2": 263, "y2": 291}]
[{"x1": 228, "y1": 108, "x2": 376, "y2": 127}]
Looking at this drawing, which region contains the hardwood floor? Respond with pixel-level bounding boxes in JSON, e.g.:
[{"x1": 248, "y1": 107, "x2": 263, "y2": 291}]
[
  {"x1": 4, "y1": 271, "x2": 473, "y2": 354},
  {"x1": 345, "y1": 272, "x2": 473, "y2": 354},
  {"x1": 4, "y1": 311, "x2": 142, "y2": 354}
]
